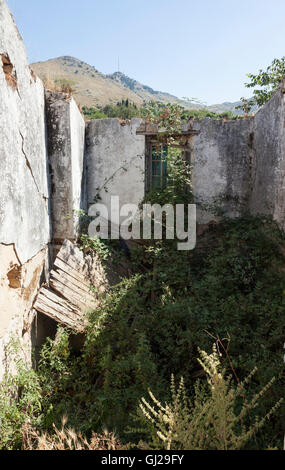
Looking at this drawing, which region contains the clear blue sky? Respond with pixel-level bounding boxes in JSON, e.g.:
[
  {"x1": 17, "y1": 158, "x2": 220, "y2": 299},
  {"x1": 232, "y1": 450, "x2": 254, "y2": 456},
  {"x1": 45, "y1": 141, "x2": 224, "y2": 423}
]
[{"x1": 6, "y1": 0, "x2": 285, "y2": 104}]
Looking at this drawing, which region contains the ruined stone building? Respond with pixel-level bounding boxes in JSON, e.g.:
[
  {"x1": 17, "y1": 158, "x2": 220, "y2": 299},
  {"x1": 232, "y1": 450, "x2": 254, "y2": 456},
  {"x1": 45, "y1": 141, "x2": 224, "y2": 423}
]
[{"x1": 0, "y1": 0, "x2": 284, "y2": 374}]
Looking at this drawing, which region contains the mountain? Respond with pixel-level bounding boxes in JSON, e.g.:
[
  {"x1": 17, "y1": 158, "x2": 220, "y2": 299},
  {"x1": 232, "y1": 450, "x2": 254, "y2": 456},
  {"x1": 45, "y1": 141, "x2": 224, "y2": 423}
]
[
  {"x1": 208, "y1": 101, "x2": 243, "y2": 114},
  {"x1": 31, "y1": 56, "x2": 242, "y2": 114},
  {"x1": 31, "y1": 56, "x2": 200, "y2": 109},
  {"x1": 106, "y1": 71, "x2": 198, "y2": 109}
]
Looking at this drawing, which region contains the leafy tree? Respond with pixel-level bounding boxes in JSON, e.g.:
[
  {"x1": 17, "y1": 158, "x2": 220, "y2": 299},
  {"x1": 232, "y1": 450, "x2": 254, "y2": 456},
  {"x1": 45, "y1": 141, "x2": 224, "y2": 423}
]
[
  {"x1": 141, "y1": 100, "x2": 237, "y2": 121},
  {"x1": 245, "y1": 57, "x2": 285, "y2": 107},
  {"x1": 83, "y1": 100, "x2": 237, "y2": 122},
  {"x1": 82, "y1": 106, "x2": 108, "y2": 119},
  {"x1": 83, "y1": 100, "x2": 141, "y2": 120}
]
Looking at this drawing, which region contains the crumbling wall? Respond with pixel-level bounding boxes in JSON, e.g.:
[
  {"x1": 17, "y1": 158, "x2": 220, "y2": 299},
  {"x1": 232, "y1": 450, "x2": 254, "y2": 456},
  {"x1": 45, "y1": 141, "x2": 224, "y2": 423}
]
[
  {"x1": 0, "y1": 0, "x2": 285, "y2": 379},
  {"x1": 190, "y1": 85, "x2": 285, "y2": 231},
  {"x1": 0, "y1": 0, "x2": 50, "y2": 262},
  {"x1": 190, "y1": 117, "x2": 254, "y2": 224},
  {"x1": 0, "y1": 0, "x2": 50, "y2": 376},
  {"x1": 85, "y1": 104, "x2": 284, "y2": 233},
  {"x1": 85, "y1": 118, "x2": 145, "y2": 222},
  {"x1": 45, "y1": 90, "x2": 85, "y2": 247},
  {"x1": 0, "y1": 245, "x2": 49, "y2": 378},
  {"x1": 250, "y1": 84, "x2": 285, "y2": 230}
]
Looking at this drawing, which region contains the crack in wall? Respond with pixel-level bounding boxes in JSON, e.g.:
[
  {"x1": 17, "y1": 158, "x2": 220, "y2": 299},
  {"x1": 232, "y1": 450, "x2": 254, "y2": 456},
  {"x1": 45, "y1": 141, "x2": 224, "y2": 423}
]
[
  {"x1": 19, "y1": 131, "x2": 49, "y2": 214},
  {"x1": 0, "y1": 243, "x2": 48, "y2": 306},
  {"x1": 0, "y1": 242, "x2": 22, "y2": 266},
  {"x1": 0, "y1": 243, "x2": 49, "y2": 270},
  {"x1": 0, "y1": 242, "x2": 49, "y2": 345}
]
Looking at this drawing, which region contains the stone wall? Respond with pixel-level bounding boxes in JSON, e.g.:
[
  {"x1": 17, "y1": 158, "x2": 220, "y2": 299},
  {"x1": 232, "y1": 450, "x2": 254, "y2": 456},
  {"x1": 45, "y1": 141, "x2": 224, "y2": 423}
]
[
  {"x1": 84, "y1": 91, "x2": 285, "y2": 233},
  {"x1": 0, "y1": 245, "x2": 49, "y2": 378},
  {"x1": 0, "y1": 0, "x2": 50, "y2": 263},
  {"x1": 191, "y1": 117, "x2": 254, "y2": 224},
  {"x1": 86, "y1": 118, "x2": 145, "y2": 223},
  {"x1": 45, "y1": 90, "x2": 85, "y2": 246},
  {"x1": 152, "y1": 88, "x2": 283, "y2": 232},
  {"x1": 191, "y1": 84, "x2": 285, "y2": 230},
  {"x1": 0, "y1": 0, "x2": 51, "y2": 376},
  {"x1": 250, "y1": 84, "x2": 285, "y2": 230},
  {"x1": 0, "y1": 0, "x2": 87, "y2": 376}
]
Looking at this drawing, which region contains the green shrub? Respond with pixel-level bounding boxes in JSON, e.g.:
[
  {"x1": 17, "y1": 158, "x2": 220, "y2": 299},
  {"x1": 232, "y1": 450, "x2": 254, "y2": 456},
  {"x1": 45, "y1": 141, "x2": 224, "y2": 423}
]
[
  {"x1": 1, "y1": 101, "x2": 283, "y2": 450},
  {"x1": 0, "y1": 341, "x2": 43, "y2": 450},
  {"x1": 0, "y1": 215, "x2": 283, "y2": 449},
  {"x1": 139, "y1": 345, "x2": 283, "y2": 450}
]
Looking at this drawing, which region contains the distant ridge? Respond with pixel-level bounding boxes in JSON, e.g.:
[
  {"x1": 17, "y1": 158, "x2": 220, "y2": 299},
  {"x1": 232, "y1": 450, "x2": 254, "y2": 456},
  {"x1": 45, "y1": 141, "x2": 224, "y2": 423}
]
[{"x1": 31, "y1": 56, "x2": 244, "y2": 114}]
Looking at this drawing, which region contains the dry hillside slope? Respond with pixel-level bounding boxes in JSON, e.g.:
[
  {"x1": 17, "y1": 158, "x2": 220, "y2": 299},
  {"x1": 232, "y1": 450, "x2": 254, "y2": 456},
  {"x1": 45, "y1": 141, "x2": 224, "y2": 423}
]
[
  {"x1": 31, "y1": 56, "x2": 244, "y2": 114},
  {"x1": 31, "y1": 56, "x2": 194, "y2": 109}
]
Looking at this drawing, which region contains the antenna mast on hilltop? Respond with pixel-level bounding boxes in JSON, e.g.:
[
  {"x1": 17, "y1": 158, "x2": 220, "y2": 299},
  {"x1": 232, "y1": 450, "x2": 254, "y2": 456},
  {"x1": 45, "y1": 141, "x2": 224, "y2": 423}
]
[{"x1": 118, "y1": 57, "x2": 120, "y2": 73}]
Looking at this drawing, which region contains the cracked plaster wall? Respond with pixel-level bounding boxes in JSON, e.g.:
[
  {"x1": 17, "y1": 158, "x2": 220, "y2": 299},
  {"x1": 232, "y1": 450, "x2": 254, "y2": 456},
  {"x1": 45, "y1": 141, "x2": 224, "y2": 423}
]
[
  {"x1": 190, "y1": 85, "x2": 285, "y2": 231},
  {"x1": 0, "y1": 0, "x2": 50, "y2": 371},
  {"x1": 45, "y1": 90, "x2": 85, "y2": 245},
  {"x1": 86, "y1": 118, "x2": 145, "y2": 224},
  {"x1": 0, "y1": 0, "x2": 50, "y2": 264}
]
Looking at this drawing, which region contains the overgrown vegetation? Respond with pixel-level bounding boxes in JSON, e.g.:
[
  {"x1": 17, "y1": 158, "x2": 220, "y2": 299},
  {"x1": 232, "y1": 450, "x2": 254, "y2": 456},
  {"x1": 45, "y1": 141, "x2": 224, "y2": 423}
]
[
  {"x1": 0, "y1": 341, "x2": 42, "y2": 450},
  {"x1": 0, "y1": 215, "x2": 284, "y2": 450},
  {"x1": 83, "y1": 99, "x2": 141, "y2": 120},
  {"x1": 22, "y1": 419, "x2": 123, "y2": 451},
  {"x1": 82, "y1": 99, "x2": 237, "y2": 121},
  {"x1": 140, "y1": 346, "x2": 282, "y2": 450},
  {"x1": 0, "y1": 103, "x2": 284, "y2": 451}
]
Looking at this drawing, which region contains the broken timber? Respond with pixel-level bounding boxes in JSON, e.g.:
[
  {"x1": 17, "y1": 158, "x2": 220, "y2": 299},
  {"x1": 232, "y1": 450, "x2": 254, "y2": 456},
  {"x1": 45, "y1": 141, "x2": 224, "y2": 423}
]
[
  {"x1": 34, "y1": 240, "x2": 125, "y2": 332},
  {"x1": 136, "y1": 121, "x2": 200, "y2": 138}
]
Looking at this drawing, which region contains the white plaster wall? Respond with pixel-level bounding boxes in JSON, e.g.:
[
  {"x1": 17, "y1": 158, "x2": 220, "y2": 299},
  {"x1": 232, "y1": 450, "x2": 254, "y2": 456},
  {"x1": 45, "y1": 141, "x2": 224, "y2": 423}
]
[
  {"x1": 70, "y1": 98, "x2": 86, "y2": 234},
  {"x1": 0, "y1": 245, "x2": 49, "y2": 380},
  {"x1": 86, "y1": 118, "x2": 145, "y2": 223},
  {"x1": 250, "y1": 84, "x2": 285, "y2": 231},
  {"x1": 45, "y1": 91, "x2": 85, "y2": 241},
  {"x1": 191, "y1": 87, "x2": 285, "y2": 231},
  {"x1": 0, "y1": 0, "x2": 50, "y2": 369},
  {"x1": 0, "y1": 0, "x2": 50, "y2": 264},
  {"x1": 85, "y1": 107, "x2": 285, "y2": 231},
  {"x1": 191, "y1": 118, "x2": 253, "y2": 224}
]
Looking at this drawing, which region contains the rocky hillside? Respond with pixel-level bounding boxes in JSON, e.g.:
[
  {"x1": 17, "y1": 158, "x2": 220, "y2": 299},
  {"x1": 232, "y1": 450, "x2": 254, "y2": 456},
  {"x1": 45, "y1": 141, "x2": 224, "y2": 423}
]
[
  {"x1": 31, "y1": 56, "x2": 243, "y2": 113},
  {"x1": 106, "y1": 71, "x2": 195, "y2": 108}
]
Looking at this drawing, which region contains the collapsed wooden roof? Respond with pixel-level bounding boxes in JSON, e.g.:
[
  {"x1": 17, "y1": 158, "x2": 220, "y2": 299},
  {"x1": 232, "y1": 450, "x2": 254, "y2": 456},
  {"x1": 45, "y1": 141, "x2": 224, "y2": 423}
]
[{"x1": 34, "y1": 240, "x2": 128, "y2": 332}]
